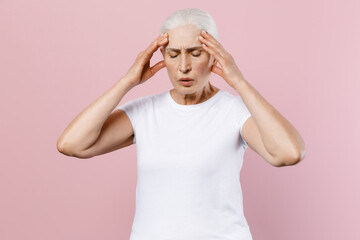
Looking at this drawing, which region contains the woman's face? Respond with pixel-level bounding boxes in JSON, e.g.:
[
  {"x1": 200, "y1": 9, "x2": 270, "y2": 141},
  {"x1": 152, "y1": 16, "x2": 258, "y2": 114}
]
[{"x1": 160, "y1": 24, "x2": 216, "y2": 93}]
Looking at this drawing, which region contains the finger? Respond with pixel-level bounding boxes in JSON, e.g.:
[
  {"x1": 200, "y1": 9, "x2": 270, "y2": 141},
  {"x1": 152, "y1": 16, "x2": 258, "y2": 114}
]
[
  {"x1": 200, "y1": 30, "x2": 222, "y2": 49},
  {"x1": 200, "y1": 30, "x2": 229, "y2": 59},
  {"x1": 138, "y1": 34, "x2": 168, "y2": 66},
  {"x1": 201, "y1": 42, "x2": 225, "y2": 68},
  {"x1": 142, "y1": 60, "x2": 165, "y2": 81},
  {"x1": 144, "y1": 33, "x2": 168, "y2": 57},
  {"x1": 150, "y1": 60, "x2": 166, "y2": 76},
  {"x1": 199, "y1": 35, "x2": 226, "y2": 59}
]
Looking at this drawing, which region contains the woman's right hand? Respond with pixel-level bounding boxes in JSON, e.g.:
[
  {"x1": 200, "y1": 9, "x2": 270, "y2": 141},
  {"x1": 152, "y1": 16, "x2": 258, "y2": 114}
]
[{"x1": 124, "y1": 32, "x2": 169, "y2": 87}]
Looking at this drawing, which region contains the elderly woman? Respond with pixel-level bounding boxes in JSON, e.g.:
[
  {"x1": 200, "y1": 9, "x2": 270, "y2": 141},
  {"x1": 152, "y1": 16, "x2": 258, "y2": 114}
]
[{"x1": 57, "y1": 8, "x2": 305, "y2": 240}]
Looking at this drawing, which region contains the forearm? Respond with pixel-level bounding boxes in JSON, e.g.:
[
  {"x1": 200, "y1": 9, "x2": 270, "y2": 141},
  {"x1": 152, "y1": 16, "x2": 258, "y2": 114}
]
[
  {"x1": 57, "y1": 76, "x2": 135, "y2": 154},
  {"x1": 233, "y1": 76, "x2": 305, "y2": 163}
]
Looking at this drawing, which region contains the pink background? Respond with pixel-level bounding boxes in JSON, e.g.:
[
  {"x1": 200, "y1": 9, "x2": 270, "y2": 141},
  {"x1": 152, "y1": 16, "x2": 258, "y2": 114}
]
[{"x1": 1, "y1": 0, "x2": 359, "y2": 239}]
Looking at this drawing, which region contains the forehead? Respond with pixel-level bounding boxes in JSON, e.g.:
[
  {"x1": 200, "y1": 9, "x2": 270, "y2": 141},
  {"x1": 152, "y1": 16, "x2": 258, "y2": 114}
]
[
  {"x1": 166, "y1": 46, "x2": 203, "y2": 53},
  {"x1": 165, "y1": 24, "x2": 202, "y2": 51}
]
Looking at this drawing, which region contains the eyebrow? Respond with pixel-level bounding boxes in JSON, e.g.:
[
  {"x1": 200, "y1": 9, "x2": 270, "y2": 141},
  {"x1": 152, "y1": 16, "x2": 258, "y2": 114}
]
[{"x1": 166, "y1": 46, "x2": 203, "y2": 53}]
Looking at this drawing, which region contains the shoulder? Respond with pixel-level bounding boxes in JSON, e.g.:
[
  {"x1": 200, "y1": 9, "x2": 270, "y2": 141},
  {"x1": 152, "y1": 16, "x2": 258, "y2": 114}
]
[
  {"x1": 230, "y1": 93, "x2": 247, "y2": 108},
  {"x1": 218, "y1": 89, "x2": 243, "y2": 105},
  {"x1": 220, "y1": 90, "x2": 250, "y2": 122},
  {"x1": 118, "y1": 90, "x2": 167, "y2": 109}
]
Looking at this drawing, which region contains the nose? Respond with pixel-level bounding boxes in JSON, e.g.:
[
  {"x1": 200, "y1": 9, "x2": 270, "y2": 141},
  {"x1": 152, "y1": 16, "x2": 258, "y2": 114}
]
[{"x1": 179, "y1": 54, "x2": 191, "y2": 73}]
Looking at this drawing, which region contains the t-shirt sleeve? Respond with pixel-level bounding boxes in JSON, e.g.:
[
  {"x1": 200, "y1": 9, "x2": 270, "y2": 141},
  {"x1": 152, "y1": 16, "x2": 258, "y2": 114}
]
[
  {"x1": 115, "y1": 98, "x2": 143, "y2": 144},
  {"x1": 232, "y1": 95, "x2": 252, "y2": 148}
]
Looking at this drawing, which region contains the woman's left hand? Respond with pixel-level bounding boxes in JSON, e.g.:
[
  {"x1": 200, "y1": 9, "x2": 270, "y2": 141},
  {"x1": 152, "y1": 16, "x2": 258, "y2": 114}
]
[{"x1": 198, "y1": 30, "x2": 245, "y2": 88}]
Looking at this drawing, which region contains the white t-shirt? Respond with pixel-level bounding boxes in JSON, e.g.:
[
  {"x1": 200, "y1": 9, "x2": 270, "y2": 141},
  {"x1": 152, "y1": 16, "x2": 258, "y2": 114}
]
[{"x1": 116, "y1": 89, "x2": 253, "y2": 240}]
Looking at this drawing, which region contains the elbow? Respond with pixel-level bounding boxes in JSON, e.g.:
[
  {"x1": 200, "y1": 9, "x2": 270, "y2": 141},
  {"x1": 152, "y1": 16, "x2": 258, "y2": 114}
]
[
  {"x1": 57, "y1": 136, "x2": 70, "y2": 154},
  {"x1": 56, "y1": 140, "x2": 90, "y2": 159},
  {"x1": 57, "y1": 141, "x2": 74, "y2": 157},
  {"x1": 273, "y1": 148, "x2": 306, "y2": 167},
  {"x1": 57, "y1": 139, "x2": 66, "y2": 154}
]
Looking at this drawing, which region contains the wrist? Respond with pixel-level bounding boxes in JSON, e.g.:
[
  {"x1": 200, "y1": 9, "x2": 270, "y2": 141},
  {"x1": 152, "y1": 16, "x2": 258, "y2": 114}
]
[
  {"x1": 232, "y1": 76, "x2": 248, "y2": 93},
  {"x1": 119, "y1": 76, "x2": 138, "y2": 89}
]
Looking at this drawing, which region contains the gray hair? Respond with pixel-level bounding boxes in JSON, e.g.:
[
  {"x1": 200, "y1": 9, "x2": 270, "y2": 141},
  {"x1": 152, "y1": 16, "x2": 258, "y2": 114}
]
[{"x1": 159, "y1": 8, "x2": 219, "y2": 41}]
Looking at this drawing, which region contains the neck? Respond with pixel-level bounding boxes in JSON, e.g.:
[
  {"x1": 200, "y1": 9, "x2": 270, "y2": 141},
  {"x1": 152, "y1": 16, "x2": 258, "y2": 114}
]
[{"x1": 170, "y1": 82, "x2": 219, "y2": 105}]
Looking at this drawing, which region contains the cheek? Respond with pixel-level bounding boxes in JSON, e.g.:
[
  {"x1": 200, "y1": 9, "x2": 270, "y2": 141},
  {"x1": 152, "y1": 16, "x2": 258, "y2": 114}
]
[
  {"x1": 164, "y1": 60, "x2": 177, "y2": 73},
  {"x1": 193, "y1": 60, "x2": 211, "y2": 74},
  {"x1": 165, "y1": 60, "x2": 174, "y2": 67}
]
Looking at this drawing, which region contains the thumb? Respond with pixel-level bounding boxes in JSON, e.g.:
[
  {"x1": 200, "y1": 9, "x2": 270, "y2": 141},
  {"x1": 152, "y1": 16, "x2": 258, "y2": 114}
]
[
  {"x1": 211, "y1": 64, "x2": 224, "y2": 78},
  {"x1": 149, "y1": 60, "x2": 166, "y2": 76}
]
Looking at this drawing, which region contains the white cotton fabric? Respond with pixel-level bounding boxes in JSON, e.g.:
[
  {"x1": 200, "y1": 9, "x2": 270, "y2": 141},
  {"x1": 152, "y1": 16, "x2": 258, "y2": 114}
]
[{"x1": 116, "y1": 88, "x2": 253, "y2": 240}]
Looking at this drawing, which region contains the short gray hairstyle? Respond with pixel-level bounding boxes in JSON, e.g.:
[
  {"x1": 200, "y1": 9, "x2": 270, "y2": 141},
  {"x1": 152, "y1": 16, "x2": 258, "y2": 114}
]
[{"x1": 159, "y1": 8, "x2": 219, "y2": 41}]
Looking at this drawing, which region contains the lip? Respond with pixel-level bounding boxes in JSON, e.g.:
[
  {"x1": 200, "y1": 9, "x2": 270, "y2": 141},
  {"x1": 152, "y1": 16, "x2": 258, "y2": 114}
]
[
  {"x1": 179, "y1": 78, "x2": 194, "y2": 81},
  {"x1": 179, "y1": 78, "x2": 194, "y2": 87}
]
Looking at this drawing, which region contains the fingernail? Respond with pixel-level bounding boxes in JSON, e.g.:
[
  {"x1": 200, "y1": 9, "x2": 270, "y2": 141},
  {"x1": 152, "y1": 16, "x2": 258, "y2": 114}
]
[{"x1": 202, "y1": 30, "x2": 207, "y2": 35}]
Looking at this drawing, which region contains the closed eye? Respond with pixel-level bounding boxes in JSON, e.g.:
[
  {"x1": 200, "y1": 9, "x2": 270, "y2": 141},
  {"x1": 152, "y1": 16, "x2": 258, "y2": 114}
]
[{"x1": 169, "y1": 53, "x2": 201, "y2": 58}]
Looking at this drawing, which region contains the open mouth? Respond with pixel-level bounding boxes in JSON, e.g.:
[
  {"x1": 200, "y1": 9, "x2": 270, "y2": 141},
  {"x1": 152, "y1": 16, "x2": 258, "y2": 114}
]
[
  {"x1": 179, "y1": 79, "x2": 194, "y2": 86},
  {"x1": 179, "y1": 78, "x2": 194, "y2": 81}
]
